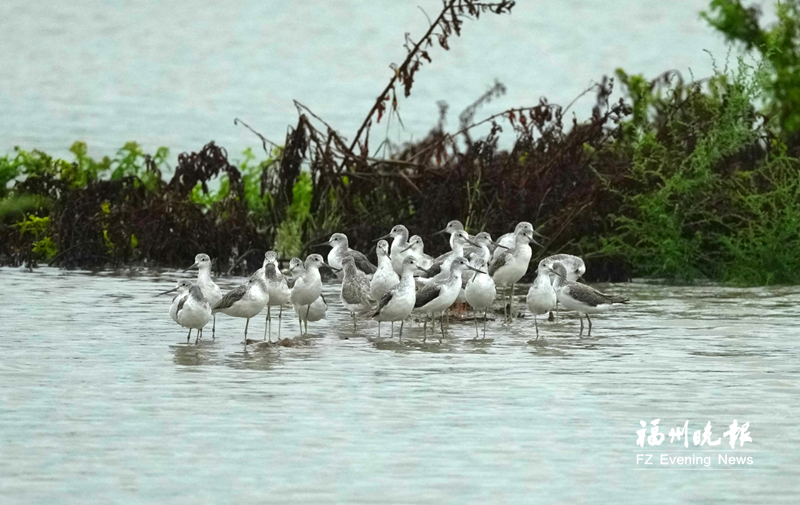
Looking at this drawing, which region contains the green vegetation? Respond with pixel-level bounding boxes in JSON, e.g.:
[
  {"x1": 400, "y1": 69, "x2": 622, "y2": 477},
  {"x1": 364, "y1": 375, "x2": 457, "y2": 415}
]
[{"x1": 602, "y1": 54, "x2": 800, "y2": 284}]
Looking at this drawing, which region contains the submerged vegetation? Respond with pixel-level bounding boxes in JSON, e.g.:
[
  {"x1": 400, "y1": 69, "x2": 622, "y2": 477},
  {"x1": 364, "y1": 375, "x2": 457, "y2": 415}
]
[{"x1": 2, "y1": 0, "x2": 799, "y2": 285}]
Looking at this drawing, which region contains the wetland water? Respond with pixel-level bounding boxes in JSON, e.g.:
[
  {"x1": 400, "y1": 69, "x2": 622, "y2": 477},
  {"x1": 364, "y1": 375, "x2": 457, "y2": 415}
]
[{"x1": 1, "y1": 267, "x2": 798, "y2": 503}]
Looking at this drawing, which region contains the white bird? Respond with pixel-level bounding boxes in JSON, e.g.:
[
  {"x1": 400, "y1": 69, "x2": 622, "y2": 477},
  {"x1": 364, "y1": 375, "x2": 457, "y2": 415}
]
[
  {"x1": 213, "y1": 275, "x2": 269, "y2": 342},
  {"x1": 526, "y1": 265, "x2": 557, "y2": 339},
  {"x1": 548, "y1": 261, "x2": 629, "y2": 336},
  {"x1": 464, "y1": 257, "x2": 496, "y2": 339},
  {"x1": 538, "y1": 254, "x2": 586, "y2": 320},
  {"x1": 492, "y1": 222, "x2": 546, "y2": 261},
  {"x1": 185, "y1": 253, "x2": 222, "y2": 337},
  {"x1": 327, "y1": 233, "x2": 377, "y2": 279},
  {"x1": 463, "y1": 232, "x2": 495, "y2": 264},
  {"x1": 398, "y1": 235, "x2": 434, "y2": 271},
  {"x1": 370, "y1": 240, "x2": 400, "y2": 301},
  {"x1": 290, "y1": 254, "x2": 331, "y2": 335},
  {"x1": 489, "y1": 230, "x2": 538, "y2": 323},
  {"x1": 256, "y1": 251, "x2": 291, "y2": 342},
  {"x1": 414, "y1": 257, "x2": 481, "y2": 342},
  {"x1": 433, "y1": 220, "x2": 475, "y2": 249},
  {"x1": 375, "y1": 224, "x2": 410, "y2": 274},
  {"x1": 340, "y1": 256, "x2": 375, "y2": 331},
  {"x1": 288, "y1": 257, "x2": 327, "y2": 334},
  {"x1": 372, "y1": 256, "x2": 423, "y2": 339},
  {"x1": 160, "y1": 280, "x2": 212, "y2": 344},
  {"x1": 538, "y1": 254, "x2": 586, "y2": 281},
  {"x1": 417, "y1": 230, "x2": 477, "y2": 282}
]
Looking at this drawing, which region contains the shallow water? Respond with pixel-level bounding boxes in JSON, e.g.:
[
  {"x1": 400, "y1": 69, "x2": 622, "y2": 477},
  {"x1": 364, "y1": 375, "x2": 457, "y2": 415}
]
[
  {"x1": 0, "y1": 0, "x2": 774, "y2": 159},
  {"x1": 1, "y1": 266, "x2": 798, "y2": 503}
]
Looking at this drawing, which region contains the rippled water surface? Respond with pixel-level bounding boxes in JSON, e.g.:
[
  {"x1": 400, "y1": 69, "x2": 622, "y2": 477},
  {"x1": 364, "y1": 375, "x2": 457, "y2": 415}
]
[
  {"x1": 0, "y1": 0, "x2": 774, "y2": 159},
  {"x1": 1, "y1": 267, "x2": 799, "y2": 503}
]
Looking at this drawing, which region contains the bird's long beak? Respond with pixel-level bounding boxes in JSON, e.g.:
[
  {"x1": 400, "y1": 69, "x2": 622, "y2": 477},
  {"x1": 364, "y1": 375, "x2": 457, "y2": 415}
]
[
  {"x1": 431, "y1": 228, "x2": 447, "y2": 236},
  {"x1": 156, "y1": 287, "x2": 178, "y2": 296},
  {"x1": 531, "y1": 238, "x2": 544, "y2": 248},
  {"x1": 532, "y1": 229, "x2": 547, "y2": 239},
  {"x1": 465, "y1": 238, "x2": 480, "y2": 248},
  {"x1": 547, "y1": 267, "x2": 566, "y2": 280},
  {"x1": 493, "y1": 242, "x2": 510, "y2": 250},
  {"x1": 183, "y1": 262, "x2": 199, "y2": 272},
  {"x1": 399, "y1": 243, "x2": 415, "y2": 253},
  {"x1": 417, "y1": 265, "x2": 435, "y2": 276},
  {"x1": 373, "y1": 233, "x2": 392, "y2": 242},
  {"x1": 467, "y1": 266, "x2": 488, "y2": 275},
  {"x1": 312, "y1": 242, "x2": 329, "y2": 249}
]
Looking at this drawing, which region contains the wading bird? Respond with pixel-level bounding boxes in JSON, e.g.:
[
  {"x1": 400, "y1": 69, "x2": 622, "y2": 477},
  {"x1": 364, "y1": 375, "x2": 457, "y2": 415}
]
[
  {"x1": 213, "y1": 276, "x2": 269, "y2": 342},
  {"x1": 414, "y1": 257, "x2": 483, "y2": 342},
  {"x1": 398, "y1": 235, "x2": 434, "y2": 271},
  {"x1": 374, "y1": 224, "x2": 410, "y2": 274},
  {"x1": 288, "y1": 257, "x2": 327, "y2": 335},
  {"x1": 370, "y1": 240, "x2": 400, "y2": 302},
  {"x1": 538, "y1": 254, "x2": 586, "y2": 320},
  {"x1": 257, "y1": 251, "x2": 291, "y2": 342},
  {"x1": 548, "y1": 261, "x2": 629, "y2": 336},
  {"x1": 464, "y1": 257, "x2": 496, "y2": 339},
  {"x1": 373, "y1": 256, "x2": 423, "y2": 339},
  {"x1": 526, "y1": 265, "x2": 557, "y2": 339},
  {"x1": 433, "y1": 220, "x2": 475, "y2": 249},
  {"x1": 185, "y1": 253, "x2": 222, "y2": 337},
  {"x1": 489, "y1": 230, "x2": 539, "y2": 323},
  {"x1": 290, "y1": 254, "x2": 332, "y2": 335},
  {"x1": 160, "y1": 279, "x2": 212, "y2": 344},
  {"x1": 492, "y1": 222, "x2": 546, "y2": 261},
  {"x1": 327, "y1": 233, "x2": 377, "y2": 279},
  {"x1": 340, "y1": 256, "x2": 375, "y2": 330}
]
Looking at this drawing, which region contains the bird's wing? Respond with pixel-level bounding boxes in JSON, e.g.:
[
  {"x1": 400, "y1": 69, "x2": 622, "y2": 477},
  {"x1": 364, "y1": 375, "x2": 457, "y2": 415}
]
[
  {"x1": 348, "y1": 250, "x2": 377, "y2": 275},
  {"x1": 214, "y1": 284, "x2": 247, "y2": 310},
  {"x1": 176, "y1": 294, "x2": 189, "y2": 314},
  {"x1": 433, "y1": 250, "x2": 451, "y2": 264},
  {"x1": 375, "y1": 289, "x2": 395, "y2": 315},
  {"x1": 342, "y1": 281, "x2": 371, "y2": 306},
  {"x1": 420, "y1": 261, "x2": 441, "y2": 279},
  {"x1": 414, "y1": 283, "x2": 442, "y2": 308},
  {"x1": 489, "y1": 253, "x2": 508, "y2": 277},
  {"x1": 564, "y1": 283, "x2": 629, "y2": 307}
]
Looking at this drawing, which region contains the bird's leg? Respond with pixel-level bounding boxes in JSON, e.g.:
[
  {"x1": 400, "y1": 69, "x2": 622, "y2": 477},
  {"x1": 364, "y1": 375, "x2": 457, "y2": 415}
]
[
  {"x1": 578, "y1": 314, "x2": 584, "y2": 336},
  {"x1": 244, "y1": 318, "x2": 250, "y2": 340},
  {"x1": 195, "y1": 330, "x2": 200, "y2": 345},
  {"x1": 378, "y1": 321, "x2": 381, "y2": 338},
  {"x1": 483, "y1": 309, "x2": 488, "y2": 339},
  {"x1": 473, "y1": 313, "x2": 479, "y2": 339},
  {"x1": 423, "y1": 319, "x2": 427, "y2": 342},
  {"x1": 212, "y1": 314, "x2": 216, "y2": 339},
  {"x1": 298, "y1": 311, "x2": 304, "y2": 336},
  {"x1": 440, "y1": 311, "x2": 446, "y2": 341},
  {"x1": 352, "y1": 312, "x2": 356, "y2": 332},
  {"x1": 586, "y1": 313, "x2": 592, "y2": 336},
  {"x1": 501, "y1": 290, "x2": 507, "y2": 324},
  {"x1": 391, "y1": 321, "x2": 394, "y2": 338},
  {"x1": 510, "y1": 283, "x2": 516, "y2": 323},
  {"x1": 186, "y1": 329, "x2": 191, "y2": 344},
  {"x1": 278, "y1": 306, "x2": 283, "y2": 339},
  {"x1": 534, "y1": 314, "x2": 539, "y2": 340},
  {"x1": 264, "y1": 305, "x2": 272, "y2": 342},
  {"x1": 306, "y1": 306, "x2": 311, "y2": 334},
  {"x1": 399, "y1": 321, "x2": 404, "y2": 341}
]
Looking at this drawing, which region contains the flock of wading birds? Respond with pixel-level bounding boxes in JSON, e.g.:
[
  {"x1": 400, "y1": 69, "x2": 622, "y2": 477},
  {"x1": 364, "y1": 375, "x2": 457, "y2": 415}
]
[{"x1": 159, "y1": 220, "x2": 630, "y2": 345}]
